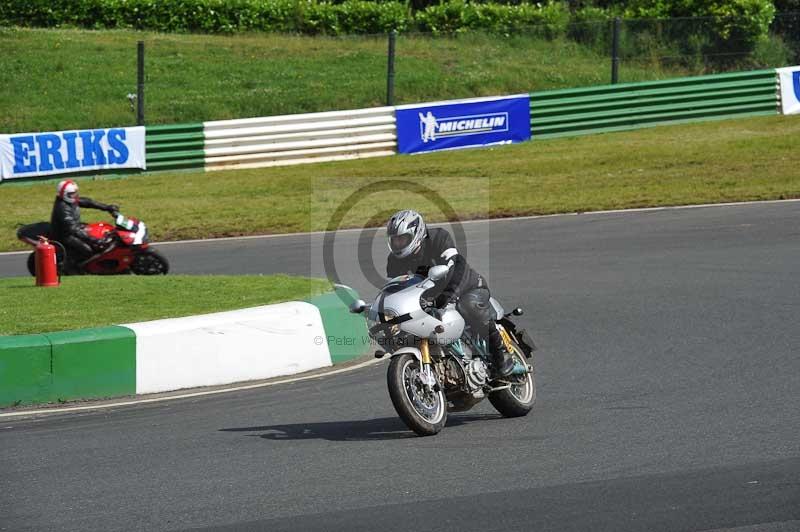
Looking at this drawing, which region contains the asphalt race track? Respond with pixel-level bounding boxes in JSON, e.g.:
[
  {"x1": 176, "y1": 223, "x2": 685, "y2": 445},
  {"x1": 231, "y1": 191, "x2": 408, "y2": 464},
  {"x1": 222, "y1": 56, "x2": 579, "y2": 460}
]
[{"x1": 1, "y1": 201, "x2": 799, "y2": 531}]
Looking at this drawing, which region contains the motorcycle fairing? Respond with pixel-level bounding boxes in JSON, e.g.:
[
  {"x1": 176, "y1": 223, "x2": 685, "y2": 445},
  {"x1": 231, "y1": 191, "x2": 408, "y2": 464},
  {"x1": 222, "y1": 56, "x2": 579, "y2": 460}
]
[{"x1": 372, "y1": 276, "x2": 466, "y2": 344}]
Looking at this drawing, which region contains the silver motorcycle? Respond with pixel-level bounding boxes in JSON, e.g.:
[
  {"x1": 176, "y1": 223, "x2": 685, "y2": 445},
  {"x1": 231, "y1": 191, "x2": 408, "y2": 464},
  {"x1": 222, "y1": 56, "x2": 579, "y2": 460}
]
[{"x1": 350, "y1": 265, "x2": 537, "y2": 436}]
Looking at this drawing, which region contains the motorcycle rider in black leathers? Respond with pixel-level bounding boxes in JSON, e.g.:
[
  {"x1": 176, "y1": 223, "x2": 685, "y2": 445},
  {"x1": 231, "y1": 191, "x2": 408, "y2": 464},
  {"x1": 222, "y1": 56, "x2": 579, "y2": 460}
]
[
  {"x1": 386, "y1": 209, "x2": 515, "y2": 378},
  {"x1": 51, "y1": 179, "x2": 118, "y2": 267}
]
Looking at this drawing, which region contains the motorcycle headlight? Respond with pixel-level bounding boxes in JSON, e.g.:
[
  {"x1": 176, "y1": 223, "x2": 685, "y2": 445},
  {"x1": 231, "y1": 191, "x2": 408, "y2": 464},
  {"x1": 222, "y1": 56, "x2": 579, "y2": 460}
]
[
  {"x1": 383, "y1": 310, "x2": 400, "y2": 337},
  {"x1": 368, "y1": 309, "x2": 400, "y2": 338}
]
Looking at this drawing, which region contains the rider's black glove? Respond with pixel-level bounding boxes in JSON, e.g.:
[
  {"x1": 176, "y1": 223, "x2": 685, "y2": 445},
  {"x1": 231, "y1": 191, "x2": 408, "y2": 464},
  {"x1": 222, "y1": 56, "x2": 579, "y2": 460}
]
[
  {"x1": 90, "y1": 239, "x2": 107, "y2": 252},
  {"x1": 435, "y1": 291, "x2": 456, "y2": 308},
  {"x1": 94, "y1": 235, "x2": 114, "y2": 251},
  {"x1": 106, "y1": 204, "x2": 120, "y2": 214}
]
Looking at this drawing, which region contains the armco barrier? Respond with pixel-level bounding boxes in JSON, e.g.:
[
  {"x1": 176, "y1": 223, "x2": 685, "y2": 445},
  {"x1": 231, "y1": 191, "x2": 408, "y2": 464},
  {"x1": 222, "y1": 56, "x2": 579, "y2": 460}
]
[
  {"x1": 0, "y1": 289, "x2": 368, "y2": 408},
  {"x1": 203, "y1": 106, "x2": 397, "y2": 171},
  {"x1": 1, "y1": 68, "x2": 788, "y2": 181},
  {"x1": 530, "y1": 70, "x2": 779, "y2": 139},
  {"x1": 145, "y1": 123, "x2": 205, "y2": 172}
]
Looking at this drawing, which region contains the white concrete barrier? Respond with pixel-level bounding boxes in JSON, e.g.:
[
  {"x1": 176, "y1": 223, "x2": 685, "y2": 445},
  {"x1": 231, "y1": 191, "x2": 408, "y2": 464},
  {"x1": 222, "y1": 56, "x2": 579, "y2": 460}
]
[{"x1": 125, "y1": 302, "x2": 331, "y2": 394}]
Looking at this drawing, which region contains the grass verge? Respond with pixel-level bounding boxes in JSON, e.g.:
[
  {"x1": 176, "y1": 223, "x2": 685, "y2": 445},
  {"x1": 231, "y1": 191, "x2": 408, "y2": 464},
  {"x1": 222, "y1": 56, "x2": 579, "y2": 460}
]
[
  {"x1": 0, "y1": 27, "x2": 691, "y2": 133},
  {"x1": 0, "y1": 275, "x2": 332, "y2": 335},
  {"x1": 3, "y1": 115, "x2": 800, "y2": 253}
]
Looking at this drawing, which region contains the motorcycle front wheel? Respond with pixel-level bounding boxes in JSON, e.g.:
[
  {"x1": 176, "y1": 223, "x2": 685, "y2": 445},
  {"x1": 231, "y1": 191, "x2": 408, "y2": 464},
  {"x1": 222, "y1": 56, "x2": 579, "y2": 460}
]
[
  {"x1": 130, "y1": 249, "x2": 169, "y2": 275},
  {"x1": 488, "y1": 342, "x2": 536, "y2": 418},
  {"x1": 387, "y1": 353, "x2": 447, "y2": 436}
]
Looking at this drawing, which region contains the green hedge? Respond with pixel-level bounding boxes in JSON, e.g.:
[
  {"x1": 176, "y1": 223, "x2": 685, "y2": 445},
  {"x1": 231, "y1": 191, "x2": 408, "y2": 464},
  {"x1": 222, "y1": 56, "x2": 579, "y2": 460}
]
[
  {"x1": 416, "y1": 1, "x2": 570, "y2": 36},
  {"x1": 0, "y1": 0, "x2": 413, "y2": 35},
  {"x1": 563, "y1": 1, "x2": 779, "y2": 67},
  {"x1": 0, "y1": 0, "x2": 779, "y2": 58},
  {"x1": 0, "y1": 0, "x2": 571, "y2": 35},
  {"x1": 621, "y1": 0, "x2": 776, "y2": 51}
]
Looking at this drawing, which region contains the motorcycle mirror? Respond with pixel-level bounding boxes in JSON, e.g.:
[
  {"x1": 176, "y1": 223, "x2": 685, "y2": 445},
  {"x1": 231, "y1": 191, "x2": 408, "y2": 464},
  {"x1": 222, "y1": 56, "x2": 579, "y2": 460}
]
[
  {"x1": 428, "y1": 265, "x2": 449, "y2": 282},
  {"x1": 512, "y1": 307, "x2": 524, "y2": 316},
  {"x1": 349, "y1": 299, "x2": 368, "y2": 314}
]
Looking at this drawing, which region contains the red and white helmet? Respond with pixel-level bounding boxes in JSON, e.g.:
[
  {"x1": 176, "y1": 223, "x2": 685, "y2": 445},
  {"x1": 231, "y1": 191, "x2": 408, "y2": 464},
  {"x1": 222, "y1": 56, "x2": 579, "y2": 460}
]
[{"x1": 56, "y1": 179, "x2": 79, "y2": 204}]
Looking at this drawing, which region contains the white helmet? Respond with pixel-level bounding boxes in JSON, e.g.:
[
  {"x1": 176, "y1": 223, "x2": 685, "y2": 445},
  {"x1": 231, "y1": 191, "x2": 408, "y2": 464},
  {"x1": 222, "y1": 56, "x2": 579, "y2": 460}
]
[
  {"x1": 56, "y1": 179, "x2": 79, "y2": 204},
  {"x1": 387, "y1": 210, "x2": 426, "y2": 259}
]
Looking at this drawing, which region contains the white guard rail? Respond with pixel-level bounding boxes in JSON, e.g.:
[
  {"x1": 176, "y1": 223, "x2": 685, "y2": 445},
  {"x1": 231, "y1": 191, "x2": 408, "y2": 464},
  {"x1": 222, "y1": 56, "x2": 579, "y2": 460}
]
[{"x1": 203, "y1": 106, "x2": 396, "y2": 171}]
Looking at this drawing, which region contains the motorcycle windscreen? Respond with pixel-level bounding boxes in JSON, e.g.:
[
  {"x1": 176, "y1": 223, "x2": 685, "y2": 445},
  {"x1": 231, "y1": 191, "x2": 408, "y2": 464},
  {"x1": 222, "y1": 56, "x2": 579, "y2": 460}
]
[
  {"x1": 382, "y1": 274, "x2": 425, "y2": 293},
  {"x1": 115, "y1": 215, "x2": 147, "y2": 245}
]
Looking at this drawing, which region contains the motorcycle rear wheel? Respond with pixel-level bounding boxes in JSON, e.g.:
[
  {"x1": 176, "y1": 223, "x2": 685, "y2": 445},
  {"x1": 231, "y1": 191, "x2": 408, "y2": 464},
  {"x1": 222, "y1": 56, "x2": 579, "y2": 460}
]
[
  {"x1": 387, "y1": 354, "x2": 447, "y2": 436},
  {"x1": 26, "y1": 250, "x2": 68, "y2": 276},
  {"x1": 130, "y1": 250, "x2": 169, "y2": 275},
  {"x1": 488, "y1": 342, "x2": 536, "y2": 418}
]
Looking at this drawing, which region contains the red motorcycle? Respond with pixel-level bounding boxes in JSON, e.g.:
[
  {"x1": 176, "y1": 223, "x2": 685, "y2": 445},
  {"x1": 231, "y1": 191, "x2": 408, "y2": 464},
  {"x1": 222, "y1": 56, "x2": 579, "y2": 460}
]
[{"x1": 17, "y1": 213, "x2": 169, "y2": 276}]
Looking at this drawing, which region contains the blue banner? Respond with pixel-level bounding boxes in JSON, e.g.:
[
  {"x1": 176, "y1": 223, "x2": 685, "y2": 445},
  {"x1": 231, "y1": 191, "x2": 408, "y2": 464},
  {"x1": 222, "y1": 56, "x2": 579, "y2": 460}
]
[
  {"x1": 0, "y1": 127, "x2": 146, "y2": 182},
  {"x1": 396, "y1": 95, "x2": 531, "y2": 154}
]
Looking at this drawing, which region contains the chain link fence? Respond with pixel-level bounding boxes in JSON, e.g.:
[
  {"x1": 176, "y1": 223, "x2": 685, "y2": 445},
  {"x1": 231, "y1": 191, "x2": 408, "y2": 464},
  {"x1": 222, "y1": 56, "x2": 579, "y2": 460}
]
[{"x1": 1, "y1": 13, "x2": 798, "y2": 133}]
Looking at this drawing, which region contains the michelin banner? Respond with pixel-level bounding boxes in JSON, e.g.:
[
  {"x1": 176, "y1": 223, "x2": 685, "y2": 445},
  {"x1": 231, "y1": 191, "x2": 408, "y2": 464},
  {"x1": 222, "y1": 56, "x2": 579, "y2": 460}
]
[
  {"x1": 0, "y1": 126, "x2": 146, "y2": 181},
  {"x1": 396, "y1": 95, "x2": 531, "y2": 154},
  {"x1": 777, "y1": 66, "x2": 800, "y2": 115}
]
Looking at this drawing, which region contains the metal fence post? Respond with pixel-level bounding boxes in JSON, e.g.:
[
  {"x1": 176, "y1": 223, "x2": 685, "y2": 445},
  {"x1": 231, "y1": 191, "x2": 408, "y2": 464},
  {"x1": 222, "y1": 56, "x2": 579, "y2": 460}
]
[
  {"x1": 137, "y1": 41, "x2": 145, "y2": 126},
  {"x1": 611, "y1": 17, "x2": 621, "y2": 84},
  {"x1": 386, "y1": 30, "x2": 397, "y2": 106}
]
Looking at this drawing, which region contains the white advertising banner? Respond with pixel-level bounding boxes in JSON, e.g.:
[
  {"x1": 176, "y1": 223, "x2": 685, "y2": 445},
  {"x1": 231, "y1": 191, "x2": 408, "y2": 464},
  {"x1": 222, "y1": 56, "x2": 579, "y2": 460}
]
[
  {"x1": 778, "y1": 66, "x2": 800, "y2": 115},
  {"x1": 0, "y1": 126, "x2": 146, "y2": 181}
]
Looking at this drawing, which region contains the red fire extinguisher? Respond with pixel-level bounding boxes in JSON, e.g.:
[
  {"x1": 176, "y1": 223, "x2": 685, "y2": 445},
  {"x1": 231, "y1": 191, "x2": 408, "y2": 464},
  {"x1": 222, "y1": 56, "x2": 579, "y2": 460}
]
[{"x1": 35, "y1": 237, "x2": 60, "y2": 287}]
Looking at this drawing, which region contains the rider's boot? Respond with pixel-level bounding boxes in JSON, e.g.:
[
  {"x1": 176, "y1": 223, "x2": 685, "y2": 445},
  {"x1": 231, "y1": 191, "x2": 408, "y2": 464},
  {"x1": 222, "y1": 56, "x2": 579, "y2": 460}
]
[{"x1": 488, "y1": 329, "x2": 515, "y2": 379}]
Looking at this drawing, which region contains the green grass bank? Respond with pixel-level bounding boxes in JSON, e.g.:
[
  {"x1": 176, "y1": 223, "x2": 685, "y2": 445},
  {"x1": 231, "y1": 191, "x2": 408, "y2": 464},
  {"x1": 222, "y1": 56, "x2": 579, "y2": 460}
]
[
  {"x1": 2, "y1": 115, "x2": 799, "y2": 253},
  {"x1": 0, "y1": 275, "x2": 332, "y2": 335},
  {"x1": 0, "y1": 27, "x2": 695, "y2": 133}
]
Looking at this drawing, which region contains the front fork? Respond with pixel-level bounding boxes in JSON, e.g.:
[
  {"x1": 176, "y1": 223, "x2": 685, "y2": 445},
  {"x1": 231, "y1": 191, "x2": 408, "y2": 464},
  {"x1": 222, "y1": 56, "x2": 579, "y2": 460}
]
[
  {"x1": 420, "y1": 339, "x2": 432, "y2": 364},
  {"x1": 496, "y1": 325, "x2": 532, "y2": 377},
  {"x1": 418, "y1": 340, "x2": 438, "y2": 390},
  {"x1": 497, "y1": 324, "x2": 517, "y2": 353}
]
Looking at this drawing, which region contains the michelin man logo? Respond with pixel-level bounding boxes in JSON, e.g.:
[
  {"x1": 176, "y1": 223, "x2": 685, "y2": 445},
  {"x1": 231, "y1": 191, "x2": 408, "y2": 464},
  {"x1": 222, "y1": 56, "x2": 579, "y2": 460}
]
[
  {"x1": 418, "y1": 110, "x2": 509, "y2": 143},
  {"x1": 419, "y1": 112, "x2": 439, "y2": 143}
]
